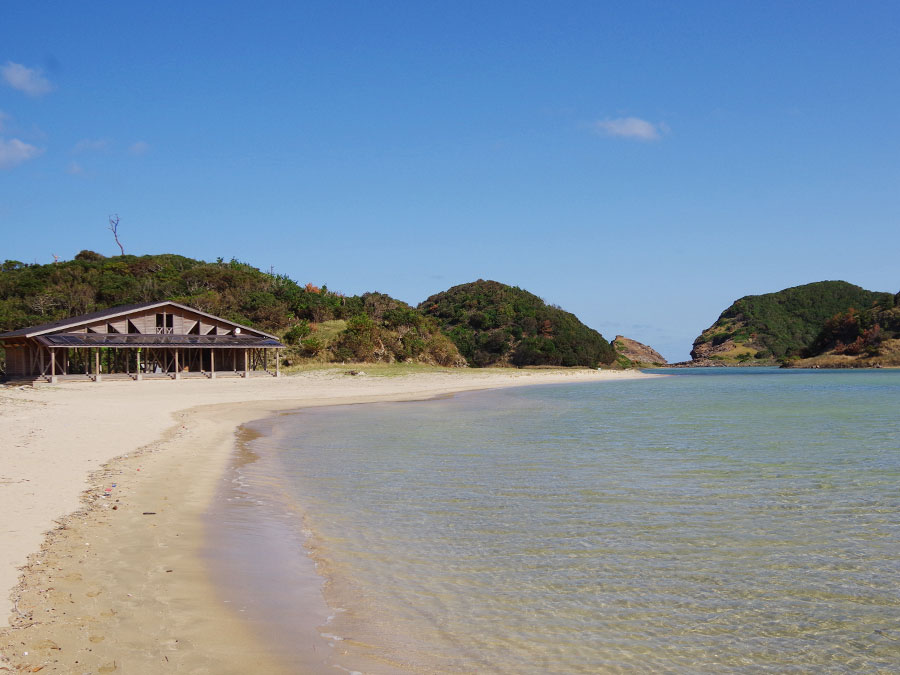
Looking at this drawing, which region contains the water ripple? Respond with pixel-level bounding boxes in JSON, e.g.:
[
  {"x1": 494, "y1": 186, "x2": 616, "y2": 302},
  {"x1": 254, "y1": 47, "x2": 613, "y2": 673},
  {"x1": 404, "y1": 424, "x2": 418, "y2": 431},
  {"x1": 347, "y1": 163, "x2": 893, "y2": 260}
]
[{"x1": 238, "y1": 370, "x2": 900, "y2": 673}]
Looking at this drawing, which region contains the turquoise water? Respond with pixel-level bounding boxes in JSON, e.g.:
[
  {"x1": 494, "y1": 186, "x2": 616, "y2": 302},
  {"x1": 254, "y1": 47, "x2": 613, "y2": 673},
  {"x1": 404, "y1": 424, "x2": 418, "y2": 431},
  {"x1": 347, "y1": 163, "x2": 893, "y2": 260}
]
[{"x1": 220, "y1": 369, "x2": 900, "y2": 673}]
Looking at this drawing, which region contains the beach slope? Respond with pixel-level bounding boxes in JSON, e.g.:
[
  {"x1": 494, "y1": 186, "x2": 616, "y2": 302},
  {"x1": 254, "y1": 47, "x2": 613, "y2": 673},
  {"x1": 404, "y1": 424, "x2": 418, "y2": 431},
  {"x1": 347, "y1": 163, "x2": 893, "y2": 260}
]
[{"x1": 0, "y1": 368, "x2": 656, "y2": 672}]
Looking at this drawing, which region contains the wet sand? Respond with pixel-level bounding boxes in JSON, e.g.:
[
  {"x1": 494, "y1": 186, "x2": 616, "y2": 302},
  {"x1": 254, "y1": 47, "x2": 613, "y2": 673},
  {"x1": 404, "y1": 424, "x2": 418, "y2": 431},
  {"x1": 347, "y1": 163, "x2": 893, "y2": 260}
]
[{"x1": 0, "y1": 368, "x2": 658, "y2": 672}]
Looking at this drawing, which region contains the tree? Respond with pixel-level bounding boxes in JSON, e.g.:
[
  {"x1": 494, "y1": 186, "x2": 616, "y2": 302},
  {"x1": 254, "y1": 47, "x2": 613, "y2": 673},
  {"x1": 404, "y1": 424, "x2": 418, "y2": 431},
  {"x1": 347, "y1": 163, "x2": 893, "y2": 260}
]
[
  {"x1": 27, "y1": 293, "x2": 58, "y2": 316},
  {"x1": 108, "y1": 214, "x2": 125, "y2": 255},
  {"x1": 75, "y1": 250, "x2": 106, "y2": 262}
]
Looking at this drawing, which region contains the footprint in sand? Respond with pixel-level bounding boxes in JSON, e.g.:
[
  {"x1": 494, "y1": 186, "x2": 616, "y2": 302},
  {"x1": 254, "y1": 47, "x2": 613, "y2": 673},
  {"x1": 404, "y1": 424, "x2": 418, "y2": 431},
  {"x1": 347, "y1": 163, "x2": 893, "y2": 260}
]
[
  {"x1": 98, "y1": 662, "x2": 118, "y2": 673},
  {"x1": 89, "y1": 635, "x2": 105, "y2": 643},
  {"x1": 64, "y1": 573, "x2": 82, "y2": 582},
  {"x1": 99, "y1": 608, "x2": 117, "y2": 617},
  {"x1": 86, "y1": 590, "x2": 102, "y2": 597}
]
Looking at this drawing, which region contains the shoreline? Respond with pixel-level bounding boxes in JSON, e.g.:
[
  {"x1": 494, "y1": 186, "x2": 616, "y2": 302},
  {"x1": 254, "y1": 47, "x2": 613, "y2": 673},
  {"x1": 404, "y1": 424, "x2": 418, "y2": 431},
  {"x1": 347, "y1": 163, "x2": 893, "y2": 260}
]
[{"x1": 0, "y1": 368, "x2": 659, "y2": 672}]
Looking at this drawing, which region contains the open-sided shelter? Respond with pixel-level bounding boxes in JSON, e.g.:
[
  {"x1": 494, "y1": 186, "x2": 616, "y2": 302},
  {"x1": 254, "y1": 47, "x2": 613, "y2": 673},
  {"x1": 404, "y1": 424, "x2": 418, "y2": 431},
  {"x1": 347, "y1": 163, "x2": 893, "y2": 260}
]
[{"x1": 0, "y1": 301, "x2": 284, "y2": 382}]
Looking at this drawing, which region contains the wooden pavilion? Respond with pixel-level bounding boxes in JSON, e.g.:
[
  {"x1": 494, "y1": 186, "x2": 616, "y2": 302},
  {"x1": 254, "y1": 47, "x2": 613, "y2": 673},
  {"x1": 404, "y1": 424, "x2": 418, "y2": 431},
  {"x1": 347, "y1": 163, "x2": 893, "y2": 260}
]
[{"x1": 0, "y1": 301, "x2": 284, "y2": 383}]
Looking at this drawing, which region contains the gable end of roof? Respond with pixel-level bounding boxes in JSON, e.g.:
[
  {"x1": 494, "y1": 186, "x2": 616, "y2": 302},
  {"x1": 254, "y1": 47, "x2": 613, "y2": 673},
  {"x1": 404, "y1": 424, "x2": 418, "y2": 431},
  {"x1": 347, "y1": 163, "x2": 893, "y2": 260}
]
[{"x1": 0, "y1": 301, "x2": 279, "y2": 340}]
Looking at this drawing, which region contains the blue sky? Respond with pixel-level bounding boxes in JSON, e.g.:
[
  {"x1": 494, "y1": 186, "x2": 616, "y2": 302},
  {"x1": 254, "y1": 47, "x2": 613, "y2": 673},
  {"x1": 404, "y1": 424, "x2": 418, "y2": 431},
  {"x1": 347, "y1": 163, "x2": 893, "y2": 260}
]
[{"x1": 2, "y1": 2, "x2": 898, "y2": 361}]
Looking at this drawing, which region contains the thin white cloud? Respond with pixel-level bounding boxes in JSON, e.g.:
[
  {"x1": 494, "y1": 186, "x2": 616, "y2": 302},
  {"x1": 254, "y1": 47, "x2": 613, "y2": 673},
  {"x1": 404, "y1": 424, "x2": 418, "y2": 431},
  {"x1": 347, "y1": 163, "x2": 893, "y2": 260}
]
[
  {"x1": 129, "y1": 140, "x2": 150, "y2": 155},
  {"x1": 67, "y1": 161, "x2": 85, "y2": 175},
  {"x1": 73, "y1": 138, "x2": 109, "y2": 153},
  {"x1": 0, "y1": 110, "x2": 8, "y2": 132},
  {"x1": 1, "y1": 61, "x2": 54, "y2": 97},
  {"x1": 0, "y1": 137, "x2": 43, "y2": 169},
  {"x1": 593, "y1": 117, "x2": 667, "y2": 141}
]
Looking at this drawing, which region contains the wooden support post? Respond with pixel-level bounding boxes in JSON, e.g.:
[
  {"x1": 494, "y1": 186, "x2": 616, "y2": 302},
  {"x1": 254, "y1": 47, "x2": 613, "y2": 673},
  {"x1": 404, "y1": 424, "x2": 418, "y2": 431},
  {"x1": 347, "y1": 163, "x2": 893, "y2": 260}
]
[
  {"x1": 40, "y1": 347, "x2": 45, "y2": 378},
  {"x1": 210, "y1": 349, "x2": 216, "y2": 379},
  {"x1": 244, "y1": 349, "x2": 249, "y2": 378},
  {"x1": 94, "y1": 348, "x2": 102, "y2": 382},
  {"x1": 174, "y1": 349, "x2": 180, "y2": 380},
  {"x1": 136, "y1": 349, "x2": 142, "y2": 381},
  {"x1": 50, "y1": 348, "x2": 57, "y2": 384},
  {"x1": 275, "y1": 349, "x2": 280, "y2": 377}
]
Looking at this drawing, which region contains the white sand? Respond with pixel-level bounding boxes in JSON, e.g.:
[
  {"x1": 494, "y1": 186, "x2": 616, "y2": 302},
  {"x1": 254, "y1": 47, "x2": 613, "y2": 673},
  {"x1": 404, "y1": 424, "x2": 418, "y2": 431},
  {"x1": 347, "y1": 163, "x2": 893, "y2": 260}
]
[{"x1": 0, "y1": 367, "x2": 657, "y2": 671}]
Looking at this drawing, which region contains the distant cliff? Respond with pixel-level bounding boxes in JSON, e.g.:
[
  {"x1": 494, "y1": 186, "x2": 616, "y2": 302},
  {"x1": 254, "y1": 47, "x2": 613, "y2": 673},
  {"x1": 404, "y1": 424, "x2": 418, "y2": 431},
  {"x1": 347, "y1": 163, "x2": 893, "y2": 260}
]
[
  {"x1": 690, "y1": 281, "x2": 900, "y2": 367},
  {"x1": 613, "y1": 336, "x2": 667, "y2": 367}
]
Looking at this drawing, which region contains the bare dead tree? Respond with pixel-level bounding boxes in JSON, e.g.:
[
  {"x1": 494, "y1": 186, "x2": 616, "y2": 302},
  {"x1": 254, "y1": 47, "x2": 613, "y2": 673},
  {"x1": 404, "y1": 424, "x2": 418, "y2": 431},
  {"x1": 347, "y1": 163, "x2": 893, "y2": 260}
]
[
  {"x1": 109, "y1": 214, "x2": 125, "y2": 255},
  {"x1": 28, "y1": 293, "x2": 59, "y2": 316}
]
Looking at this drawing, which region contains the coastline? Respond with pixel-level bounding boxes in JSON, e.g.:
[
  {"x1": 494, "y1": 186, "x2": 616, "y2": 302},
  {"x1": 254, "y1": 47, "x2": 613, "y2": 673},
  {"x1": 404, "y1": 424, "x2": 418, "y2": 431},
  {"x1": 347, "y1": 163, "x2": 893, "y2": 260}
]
[{"x1": 0, "y1": 368, "x2": 658, "y2": 672}]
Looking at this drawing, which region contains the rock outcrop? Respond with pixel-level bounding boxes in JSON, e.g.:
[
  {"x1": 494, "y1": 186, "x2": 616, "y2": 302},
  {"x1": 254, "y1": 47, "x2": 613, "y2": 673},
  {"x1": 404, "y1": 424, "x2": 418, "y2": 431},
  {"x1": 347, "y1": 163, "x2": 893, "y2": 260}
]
[{"x1": 613, "y1": 336, "x2": 668, "y2": 366}]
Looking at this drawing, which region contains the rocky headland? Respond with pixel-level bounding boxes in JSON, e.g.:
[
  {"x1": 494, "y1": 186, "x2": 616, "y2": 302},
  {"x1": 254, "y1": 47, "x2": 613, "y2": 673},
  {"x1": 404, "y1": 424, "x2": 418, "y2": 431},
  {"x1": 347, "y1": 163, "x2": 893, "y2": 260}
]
[{"x1": 613, "y1": 335, "x2": 668, "y2": 367}]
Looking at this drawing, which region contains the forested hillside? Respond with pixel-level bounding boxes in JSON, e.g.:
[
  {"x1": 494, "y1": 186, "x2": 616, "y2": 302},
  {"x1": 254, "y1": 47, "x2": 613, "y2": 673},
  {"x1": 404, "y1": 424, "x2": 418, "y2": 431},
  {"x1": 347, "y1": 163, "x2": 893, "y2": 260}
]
[
  {"x1": 419, "y1": 280, "x2": 616, "y2": 367},
  {"x1": 691, "y1": 281, "x2": 898, "y2": 365},
  {"x1": 0, "y1": 251, "x2": 359, "y2": 331},
  {"x1": 799, "y1": 299, "x2": 900, "y2": 365},
  {"x1": 0, "y1": 251, "x2": 463, "y2": 368}
]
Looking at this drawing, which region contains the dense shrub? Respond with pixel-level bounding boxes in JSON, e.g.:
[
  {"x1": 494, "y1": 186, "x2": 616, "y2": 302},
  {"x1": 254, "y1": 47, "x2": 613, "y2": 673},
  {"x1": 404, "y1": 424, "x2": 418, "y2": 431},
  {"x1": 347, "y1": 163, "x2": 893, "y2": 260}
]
[
  {"x1": 283, "y1": 320, "x2": 312, "y2": 345},
  {"x1": 0, "y1": 252, "x2": 468, "y2": 371},
  {"x1": 328, "y1": 304, "x2": 465, "y2": 366},
  {"x1": 695, "y1": 281, "x2": 896, "y2": 360},
  {"x1": 0, "y1": 254, "x2": 354, "y2": 334},
  {"x1": 75, "y1": 250, "x2": 106, "y2": 262},
  {"x1": 330, "y1": 314, "x2": 380, "y2": 361},
  {"x1": 300, "y1": 336, "x2": 325, "y2": 356},
  {"x1": 420, "y1": 279, "x2": 616, "y2": 367}
]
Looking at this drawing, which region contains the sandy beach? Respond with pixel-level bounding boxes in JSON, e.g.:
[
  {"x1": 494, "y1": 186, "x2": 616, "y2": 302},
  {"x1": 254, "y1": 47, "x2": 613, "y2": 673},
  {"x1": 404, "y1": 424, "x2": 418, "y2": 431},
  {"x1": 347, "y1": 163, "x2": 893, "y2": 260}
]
[{"x1": 0, "y1": 367, "x2": 656, "y2": 673}]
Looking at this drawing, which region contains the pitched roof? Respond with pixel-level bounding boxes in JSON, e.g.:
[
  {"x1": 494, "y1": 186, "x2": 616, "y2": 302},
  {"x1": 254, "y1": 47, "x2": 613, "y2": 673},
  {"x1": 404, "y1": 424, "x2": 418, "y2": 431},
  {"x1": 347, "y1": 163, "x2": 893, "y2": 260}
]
[
  {"x1": 37, "y1": 333, "x2": 283, "y2": 349},
  {"x1": 0, "y1": 301, "x2": 279, "y2": 340}
]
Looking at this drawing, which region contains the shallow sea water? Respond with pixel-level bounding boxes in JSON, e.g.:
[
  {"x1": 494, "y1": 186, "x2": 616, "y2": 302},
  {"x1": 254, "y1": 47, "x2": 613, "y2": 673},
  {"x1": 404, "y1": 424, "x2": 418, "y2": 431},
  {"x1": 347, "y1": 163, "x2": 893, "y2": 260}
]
[{"x1": 212, "y1": 369, "x2": 900, "y2": 673}]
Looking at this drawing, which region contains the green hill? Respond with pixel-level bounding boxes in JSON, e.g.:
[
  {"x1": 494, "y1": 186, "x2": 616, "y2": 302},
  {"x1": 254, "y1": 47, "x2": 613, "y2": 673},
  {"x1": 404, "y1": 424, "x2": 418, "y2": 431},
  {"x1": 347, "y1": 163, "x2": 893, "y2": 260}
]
[
  {"x1": 798, "y1": 294, "x2": 900, "y2": 366},
  {"x1": 0, "y1": 251, "x2": 463, "y2": 369},
  {"x1": 327, "y1": 292, "x2": 464, "y2": 367},
  {"x1": 691, "y1": 281, "x2": 896, "y2": 364},
  {"x1": 419, "y1": 279, "x2": 616, "y2": 368},
  {"x1": 0, "y1": 251, "x2": 354, "y2": 332}
]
